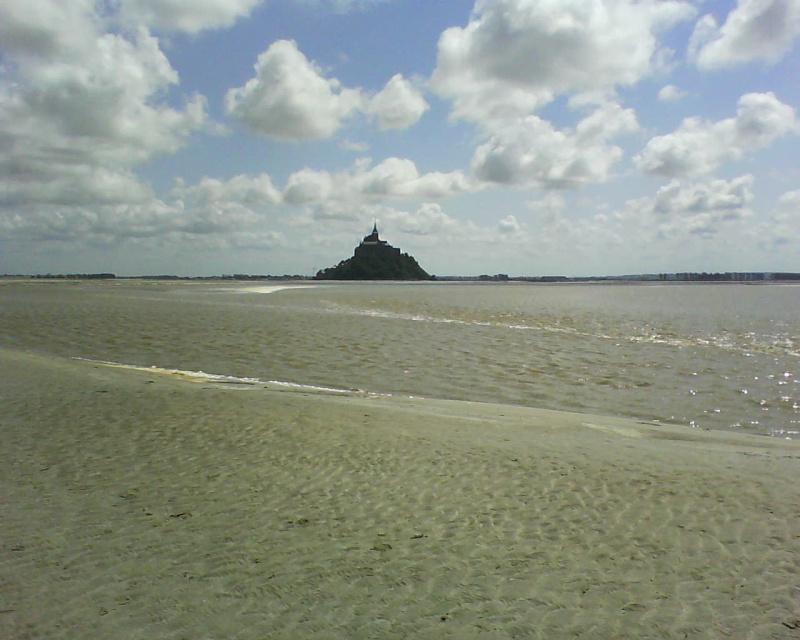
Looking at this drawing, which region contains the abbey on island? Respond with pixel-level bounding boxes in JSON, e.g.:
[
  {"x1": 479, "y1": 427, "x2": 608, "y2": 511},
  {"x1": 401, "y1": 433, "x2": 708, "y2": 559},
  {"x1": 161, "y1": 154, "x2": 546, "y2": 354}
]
[{"x1": 314, "y1": 223, "x2": 432, "y2": 280}]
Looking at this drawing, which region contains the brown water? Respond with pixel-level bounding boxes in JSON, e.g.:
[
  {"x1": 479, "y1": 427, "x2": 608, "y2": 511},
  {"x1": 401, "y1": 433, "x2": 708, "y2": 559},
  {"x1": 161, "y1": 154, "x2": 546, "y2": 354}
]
[{"x1": 1, "y1": 279, "x2": 798, "y2": 438}]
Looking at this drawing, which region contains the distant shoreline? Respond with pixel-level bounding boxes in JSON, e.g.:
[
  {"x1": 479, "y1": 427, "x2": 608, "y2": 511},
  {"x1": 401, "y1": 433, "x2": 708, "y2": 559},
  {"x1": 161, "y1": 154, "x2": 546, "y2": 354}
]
[{"x1": 3, "y1": 271, "x2": 799, "y2": 283}]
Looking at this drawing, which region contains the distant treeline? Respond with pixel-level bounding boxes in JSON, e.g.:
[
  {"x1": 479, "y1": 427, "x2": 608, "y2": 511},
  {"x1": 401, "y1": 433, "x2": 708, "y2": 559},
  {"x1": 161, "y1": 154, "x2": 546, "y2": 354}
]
[
  {"x1": 28, "y1": 273, "x2": 117, "y2": 279},
  {"x1": 14, "y1": 273, "x2": 309, "y2": 281},
  {"x1": 658, "y1": 272, "x2": 800, "y2": 281},
  {"x1": 134, "y1": 274, "x2": 309, "y2": 281}
]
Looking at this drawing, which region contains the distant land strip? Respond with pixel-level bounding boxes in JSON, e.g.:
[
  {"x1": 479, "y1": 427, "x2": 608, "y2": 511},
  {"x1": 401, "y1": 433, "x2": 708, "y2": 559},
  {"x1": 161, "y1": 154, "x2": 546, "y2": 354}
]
[{"x1": 3, "y1": 272, "x2": 799, "y2": 282}]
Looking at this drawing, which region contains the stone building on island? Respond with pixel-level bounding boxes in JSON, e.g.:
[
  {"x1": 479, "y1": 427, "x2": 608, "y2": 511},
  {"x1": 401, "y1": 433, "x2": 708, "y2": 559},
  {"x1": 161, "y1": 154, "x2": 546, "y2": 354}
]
[{"x1": 314, "y1": 223, "x2": 432, "y2": 280}]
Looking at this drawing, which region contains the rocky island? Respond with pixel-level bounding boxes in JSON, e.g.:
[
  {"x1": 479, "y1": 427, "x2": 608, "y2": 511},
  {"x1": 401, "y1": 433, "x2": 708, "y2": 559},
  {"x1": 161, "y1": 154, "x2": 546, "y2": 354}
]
[{"x1": 314, "y1": 224, "x2": 432, "y2": 280}]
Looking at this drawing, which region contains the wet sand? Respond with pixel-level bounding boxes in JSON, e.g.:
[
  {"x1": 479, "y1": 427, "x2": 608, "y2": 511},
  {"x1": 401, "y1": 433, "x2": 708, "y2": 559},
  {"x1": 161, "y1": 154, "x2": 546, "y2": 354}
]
[{"x1": 1, "y1": 346, "x2": 799, "y2": 639}]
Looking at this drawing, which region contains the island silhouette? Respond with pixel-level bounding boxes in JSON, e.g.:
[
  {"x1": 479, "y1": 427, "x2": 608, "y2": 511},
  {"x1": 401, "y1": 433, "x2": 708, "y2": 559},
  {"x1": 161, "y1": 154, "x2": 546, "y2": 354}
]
[{"x1": 314, "y1": 223, "x2": 432, "y2": 280}]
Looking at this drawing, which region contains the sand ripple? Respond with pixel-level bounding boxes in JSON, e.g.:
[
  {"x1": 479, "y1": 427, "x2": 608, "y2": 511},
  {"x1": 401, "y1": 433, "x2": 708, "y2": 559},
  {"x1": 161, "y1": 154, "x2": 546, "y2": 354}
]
[{"x1": 2, "y1": 349, "x2": 799, "y2": 639}]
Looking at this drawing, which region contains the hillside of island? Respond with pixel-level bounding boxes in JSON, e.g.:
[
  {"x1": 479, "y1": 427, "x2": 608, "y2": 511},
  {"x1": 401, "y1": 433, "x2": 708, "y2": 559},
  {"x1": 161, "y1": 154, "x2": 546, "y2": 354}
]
[{"x1": 314, "y1": 224, "x2": 432, "y2": 281}]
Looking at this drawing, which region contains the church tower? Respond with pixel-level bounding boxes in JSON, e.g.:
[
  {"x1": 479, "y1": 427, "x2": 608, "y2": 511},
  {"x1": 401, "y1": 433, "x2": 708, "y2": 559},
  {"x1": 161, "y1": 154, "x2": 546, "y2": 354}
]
[
  {"x1": 360, "y1": 222, "x2": 384, "y2": 246},
  {"x1": 314, "y1": 221, "x2": 431, "y2": 280}
]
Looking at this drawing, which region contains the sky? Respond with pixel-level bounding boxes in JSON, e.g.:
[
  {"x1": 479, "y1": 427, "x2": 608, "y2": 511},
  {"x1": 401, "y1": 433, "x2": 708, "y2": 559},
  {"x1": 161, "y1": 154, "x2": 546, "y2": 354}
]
[{"x1": 1, "y1": 0, "x2": 799, "y2": 277}]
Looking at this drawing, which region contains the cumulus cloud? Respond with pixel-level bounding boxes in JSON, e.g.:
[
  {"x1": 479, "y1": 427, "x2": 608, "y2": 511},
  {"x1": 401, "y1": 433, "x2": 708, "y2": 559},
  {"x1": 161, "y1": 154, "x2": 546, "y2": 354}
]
[
  {"x1": 172, "y1": 174, "x2": 282, "y2": 206},
  {"x1": 649, "y1": 176, "x2": 754, "y2": 218},
  {"x1": 225, "y1": 40, "x2": 364, "y2": 141},
  {"x1": 226, "y1": 41, "x2": 428, "y2": 139},
  {"x1": 498, "y1": 214, "x2": 523, "y2": 234},
  {"x1": 0, "y1": 168, "x2": 154, "y2": 208},
  {"x1": 383, "y1": 203, "x2": 465, "y2": 236},
  {"x1": 0, "y1": 200, "x2": 177, "y2": 245},
  {"x1": 755, "y1": 188, "x2": 800, "y2": 247},
  {"x1": 772, "y1": 189, "x2": 800, "y2": 237},
  {"x1": 283, "y1": 169, "x2": 336, "y2": 205},
  {"x1": 472, "y1": 100, "x2": 638, "y2": 189},
  {"x1": 430, "y1": 0, "x2": 695, "y2": 123},
  {"x1": 283, "y1": 157, "x2": 471, "y2": 209},
  {"x1": 526, "y1": 194, "x2": 566, "y2": 223},
  {"x1": 689, "y1": 0, "x2": 800, "y2": 69},
  {"x1": 658, "y1": 84, "x2": 687, "y2": 101},
  {"x1": 0, "y1": 0, "x2": 208, "y2": 221},
  {"x1": 629, "y1": 175, "x2": 754, "y2": 237},
  {"x1": 0, "y1": 0, "x2": 97, "y2": 57},
  {"x1": 0, "y1": 15, "x2": 205, "y2": 160},
  {"x1": 160, "y1": 173, "x2": 288, "y2": 239},
  {"x1": 340, "y1": 139, "x2": 370, "y2": 152},
  {"x1": 2, "y1": 170, "x2": 285, "y2": 247},
  {"x1": 225, "y1": 40, "x2": 428, "y2": 141},
  {"x1": 365, "y1": 74, "x2": 429, "y2": 130},
  {"x1": 120, "y1": 0, "x2": 264, "y2": 33},
  {"x1": 352, "y1": 158, "x2": 472, "y2": 198},
  {"x1": 776, "y1": 188, "x2": 800, "y2": 210},
  {"x1": 635, "y1": 92, "x2": 797, "y2": 177}
]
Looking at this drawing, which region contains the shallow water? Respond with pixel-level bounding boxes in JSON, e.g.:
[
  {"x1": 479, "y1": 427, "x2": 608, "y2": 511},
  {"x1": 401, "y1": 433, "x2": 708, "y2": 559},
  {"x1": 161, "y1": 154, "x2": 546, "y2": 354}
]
[{"x1": 1, "y1": 279, "x2": 798, "y2": 438}]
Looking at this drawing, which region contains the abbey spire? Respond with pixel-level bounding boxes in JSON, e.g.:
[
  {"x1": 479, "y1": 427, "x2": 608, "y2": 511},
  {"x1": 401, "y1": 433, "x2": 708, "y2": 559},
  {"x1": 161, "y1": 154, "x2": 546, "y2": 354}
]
[{"x1": 314, "y1": 222, "x2": 432, "y2": 280}]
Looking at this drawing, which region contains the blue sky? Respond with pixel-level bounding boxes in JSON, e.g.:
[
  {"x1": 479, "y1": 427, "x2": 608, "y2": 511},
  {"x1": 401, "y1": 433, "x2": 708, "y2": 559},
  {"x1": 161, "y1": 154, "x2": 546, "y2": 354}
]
[{"x1": 1, "y1": 0, "x2": 799, "y2": 277}]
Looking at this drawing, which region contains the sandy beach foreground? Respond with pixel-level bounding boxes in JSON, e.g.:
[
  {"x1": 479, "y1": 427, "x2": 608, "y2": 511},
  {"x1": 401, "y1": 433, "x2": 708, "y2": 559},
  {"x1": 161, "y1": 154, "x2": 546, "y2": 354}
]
[{"x1": 1, "y1": 347, "x2": 798, "y2": 639}]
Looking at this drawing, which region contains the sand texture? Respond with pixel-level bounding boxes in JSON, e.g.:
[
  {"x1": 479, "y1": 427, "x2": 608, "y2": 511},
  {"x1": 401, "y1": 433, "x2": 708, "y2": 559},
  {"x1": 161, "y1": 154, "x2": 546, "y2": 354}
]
[{"x1": 1, "y1": 347, "x2": 799, "y2": 639}]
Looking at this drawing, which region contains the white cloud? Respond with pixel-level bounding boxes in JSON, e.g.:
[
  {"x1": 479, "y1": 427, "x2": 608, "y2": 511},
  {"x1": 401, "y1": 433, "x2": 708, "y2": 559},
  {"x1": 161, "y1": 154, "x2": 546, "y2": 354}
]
[
  {"x1": 172, "y1": 174, "x2": 282, "y2": 206},
  {"x1": 0, "y1": 167, "x2": 154, "y2": 208},
  {"x1": 279, "y1": 158, "x2": 472, "y2": 228},
  {"x1": 498, "y1": 214, "x2": 523, "y2": 234},
  {"x1": 161, "y1": 174, "x2": 286, "y2": 239},
  {"x1": 120, "y1": 0, "x2": 264, "y2": 33},
  {"x1": 0, "y1": 0, "x2": 97, "y2": 58},
  {"x1": 525, "y1": 194, "x2": 566, "y2": 223},
  {"x1": 430, "y1": 0, "x2": 695, "y2": 124},
  {"x1": 0, "y1": 24, "x2": 203, "y2": 161},
  {"x1": 519, "y1": 175, "x2": 767, "y2": 274},
  {"x1": 283, "y1": 157, "x2": 471, "y2": 209},
  {"x1": 1, "y1": 173, "x2": 286, "y2": 247},
  {"x1": 472, "y1": 101, "x2": 638, "y2": 189},
  {"x1": 636, "y1": 92, "x2": 797, "y2": 177},
  {"x1": 658, "y1": 84, "x2": 687, "y2": 101},
  {"x1": 2, "y1": 0, "x2": 797, "y2": 277},
  {"x1": 687, "y1": 14, "x2": 719, "y2": 62},
  {"x1": 226, "y1": 230, "x2": 288, "y2": 250},
  {"x1": 628, "y1": 175, "x2": 755, "y2": 237},
  {"x1": 366, "y1": 74, "x2": 429, "y2": 130},
  {"x1": 400, "y1": 171, "x2": 473, "y2": 199},
  {"x1": 690, "y1": 0, "x2": 800, "y2": 69},
  {"x1": 776, "y1": 188, "x2": 800, "y2": 209},
  {"x1": 178, "y1": 201, "x2": 263, "y2": 235},
  {"x1": 354, "y1": 158, "x2": 421, "y2": 195},
  {"x1": 383, "y1": 203, "x2": 465, "y2": 236},
  {"x1": 225, "y1": 40, "x2": 364, "y2": 141},
  {"x1": 0, "y1": 200, "x2": 176, "y2": 244},
  {"x1": 351, "y1": 158, "x2": 472, "y2": 198},
  {"x1": 226, "y1": 42, "x2": 428, "y2": 139},
  {"x1": 283, "y1": 169, "x2": 336, "y2": 204},
  {"x1": 754, "y1": 188, "x2": 800, "y2": 247},
  {"x1": 0, "y1": 1, "x2": 208, "y2": 218},
  {"x1": 340, "y1": 139, "x2": 370, "y2": 152},
  {"x1": 649, "y1": 176, "x2": 754, "y2": 218}
]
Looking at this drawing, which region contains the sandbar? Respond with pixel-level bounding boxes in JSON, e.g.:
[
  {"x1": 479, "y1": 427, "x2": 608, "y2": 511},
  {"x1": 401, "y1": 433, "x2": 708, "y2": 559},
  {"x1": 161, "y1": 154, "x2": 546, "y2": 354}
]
[{"x1": 1, "y1": 347, "x2": 798, "y2": 639}]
